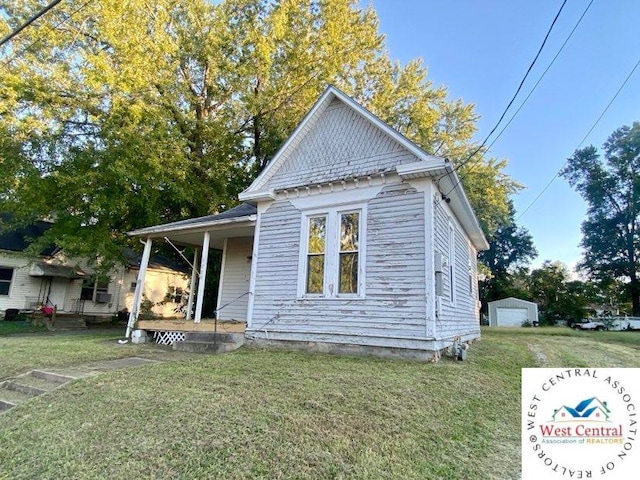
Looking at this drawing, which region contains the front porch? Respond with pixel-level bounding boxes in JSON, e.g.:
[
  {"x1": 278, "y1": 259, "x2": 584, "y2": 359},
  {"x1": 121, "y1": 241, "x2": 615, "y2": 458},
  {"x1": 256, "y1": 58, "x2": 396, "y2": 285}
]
[
  {"x1": 136, "y1": 318, "x2": 246, "y2": 333},
  {"x1": 126, "y1": 203, "x2": 256, "y2": 345},
  {"x1": 134, "y1": 319, "x2": 246, "y2": 351}
]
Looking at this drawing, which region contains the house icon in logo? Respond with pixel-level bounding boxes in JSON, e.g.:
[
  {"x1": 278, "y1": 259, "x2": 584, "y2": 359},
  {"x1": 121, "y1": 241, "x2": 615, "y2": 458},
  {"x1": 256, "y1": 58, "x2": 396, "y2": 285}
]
[{"x1": 552, "y1": 397, "x2": 611, "y2": 422}]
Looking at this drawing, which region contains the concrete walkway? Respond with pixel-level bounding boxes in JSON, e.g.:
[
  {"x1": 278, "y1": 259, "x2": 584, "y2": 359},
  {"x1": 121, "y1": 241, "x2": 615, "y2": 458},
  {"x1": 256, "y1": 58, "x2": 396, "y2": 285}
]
[{"x1": 0, "y1": 357, "x2": 159, "y2": 413}]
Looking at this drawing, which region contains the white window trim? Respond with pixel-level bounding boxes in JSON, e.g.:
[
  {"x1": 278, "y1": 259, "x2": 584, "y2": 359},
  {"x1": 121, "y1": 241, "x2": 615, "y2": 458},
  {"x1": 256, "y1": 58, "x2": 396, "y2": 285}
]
[
  {"x1": 448, "y1": 219, "x2": 456, "y2": 305},
  {"x1": 297, "y1": 203, "x2": 367, "y2": 299},
  {"x1": 81, "y1": 276, "x2": 110, "y2": 303}
]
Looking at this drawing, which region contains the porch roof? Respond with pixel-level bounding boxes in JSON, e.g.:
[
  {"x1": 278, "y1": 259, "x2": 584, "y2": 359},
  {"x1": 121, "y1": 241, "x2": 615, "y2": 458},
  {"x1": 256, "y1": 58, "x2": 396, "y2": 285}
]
[
  {"x1": 127, "y1": 203, "x2": 256, "y2": 249},
  {"x1": 29, "y1": 262, "x2": 85, "y2": 279}
]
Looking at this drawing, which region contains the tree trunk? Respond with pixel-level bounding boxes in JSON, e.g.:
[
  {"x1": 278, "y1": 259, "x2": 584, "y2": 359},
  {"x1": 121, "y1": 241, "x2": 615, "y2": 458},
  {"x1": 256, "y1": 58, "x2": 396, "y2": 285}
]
[
  {"x1": 626, "y1": 228, "x2": 639, "y2": 316},
  {"x1": 253, "y1": 112, "x2": 263, "y2": 170}
]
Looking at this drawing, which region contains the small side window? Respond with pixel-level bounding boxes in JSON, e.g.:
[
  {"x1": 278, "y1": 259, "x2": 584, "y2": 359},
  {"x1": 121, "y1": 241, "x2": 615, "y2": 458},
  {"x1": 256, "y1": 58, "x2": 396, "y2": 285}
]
[{"x1": 0, "y1": 267, "x2": 13, "y2": 295}]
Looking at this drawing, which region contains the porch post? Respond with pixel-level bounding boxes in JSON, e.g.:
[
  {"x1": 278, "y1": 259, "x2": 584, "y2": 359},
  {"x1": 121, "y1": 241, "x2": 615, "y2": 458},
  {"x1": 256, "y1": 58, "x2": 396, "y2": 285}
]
[
  {"x1": 185, "y1": 247, "x2": 200, "y2": 320},
  {"x1": 194, "y1": 231, "x2": 210, "y2": 322},
  {"x1": 125, "y1": 237, "x2": 153, "y2": 338}
]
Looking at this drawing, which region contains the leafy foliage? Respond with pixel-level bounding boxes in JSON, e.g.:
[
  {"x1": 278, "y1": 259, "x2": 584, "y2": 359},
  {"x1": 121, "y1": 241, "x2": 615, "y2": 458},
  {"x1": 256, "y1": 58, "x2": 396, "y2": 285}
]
[
  {"x1": 527, "y1": 261, "x2": 584, "y2": 325},
  {"x1": 479, "y1": 201, "x2": 537, "y2": 309},
  {"x1": 0, "y1": 0, "x2": 517, "y2": 269},
  {"x1": 561, "y1": 122, "x2": 640, "y2": 315}
]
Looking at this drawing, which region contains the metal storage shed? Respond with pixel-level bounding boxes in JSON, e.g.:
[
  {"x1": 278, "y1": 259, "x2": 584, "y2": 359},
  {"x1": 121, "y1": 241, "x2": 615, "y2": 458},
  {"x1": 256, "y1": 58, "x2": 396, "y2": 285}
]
[{"x1": 488, "y1": 297, "x2": 539, "y2": 327}]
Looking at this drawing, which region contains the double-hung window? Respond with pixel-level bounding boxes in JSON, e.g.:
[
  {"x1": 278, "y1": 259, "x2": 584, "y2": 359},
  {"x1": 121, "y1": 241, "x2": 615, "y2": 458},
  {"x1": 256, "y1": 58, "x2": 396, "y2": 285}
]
[
  {"x1": 80, "y1": 276, "x2": 109, "y2": 302},
  {"x1": 300, "y1": 206, "x2": 365, "y2": 298}
]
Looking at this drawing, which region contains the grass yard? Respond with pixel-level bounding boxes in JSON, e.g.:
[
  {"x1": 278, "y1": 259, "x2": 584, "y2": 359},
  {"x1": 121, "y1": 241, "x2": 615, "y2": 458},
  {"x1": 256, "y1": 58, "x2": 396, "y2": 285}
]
[
  {"x1": 1, "y1": 327, "x2": 639, "y2": 479},
  {"x1": 0, "y1": 319, "x2": 48, "y2": 336},
  {"x1": 0, "y1": 328, "x2": 198, "y2": 380}
]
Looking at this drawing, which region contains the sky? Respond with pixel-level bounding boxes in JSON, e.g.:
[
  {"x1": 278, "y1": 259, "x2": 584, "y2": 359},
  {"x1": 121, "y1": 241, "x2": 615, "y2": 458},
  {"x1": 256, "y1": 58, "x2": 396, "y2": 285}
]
[{"x1": 369, "y1": 0, "x2": 640, "y2": 273}]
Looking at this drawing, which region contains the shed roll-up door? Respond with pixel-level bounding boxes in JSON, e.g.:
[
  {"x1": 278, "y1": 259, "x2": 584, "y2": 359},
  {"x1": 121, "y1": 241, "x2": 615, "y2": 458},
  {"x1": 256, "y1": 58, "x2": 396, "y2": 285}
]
[{"x1": 496, "y1": 307, "x2": 528, "y2": 327}]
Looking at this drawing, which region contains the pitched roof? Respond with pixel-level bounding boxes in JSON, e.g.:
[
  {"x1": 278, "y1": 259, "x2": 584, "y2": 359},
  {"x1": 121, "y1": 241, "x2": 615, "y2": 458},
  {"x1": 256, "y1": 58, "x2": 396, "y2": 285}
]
[
  {"x1": 238, "y1": 85, "x2": 488, "y2": 250},
  {"x1": 0, "y1": 213, "x2": 188, "y2": 274},
  {"x1": 127, "y1": 203, "x2": 257, "y2": 237},
  {"x1": 239, "y1": 85, "x2": 439, "y2": 201},
  {"x1": 123, "y1": 248, "x2": 190, "y2": 274},
  {"x1": 0, "y1": 213, "x2": 57, "y2": 256}
]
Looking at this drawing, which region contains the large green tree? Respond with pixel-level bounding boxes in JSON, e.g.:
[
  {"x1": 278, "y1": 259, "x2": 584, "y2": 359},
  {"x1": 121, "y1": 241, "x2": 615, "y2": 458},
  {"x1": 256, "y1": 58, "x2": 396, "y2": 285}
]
[
  {"x1": 561, "y1": 122, "x2": 640, "y2": 316},
  {"x1": 478, "y1": 201, "x2": 537, "y2": 310},
  {"x1": 0, "y1": 0, "x2": 518, "y2": 267},
  {"x1": 528, "y1": 261, "x2": 586, "y2": 325}
]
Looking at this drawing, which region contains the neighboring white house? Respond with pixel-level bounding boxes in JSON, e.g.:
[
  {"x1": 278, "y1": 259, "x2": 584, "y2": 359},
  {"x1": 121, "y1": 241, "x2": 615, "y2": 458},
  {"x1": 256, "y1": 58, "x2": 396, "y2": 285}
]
[
  {"x1": 0, "y1": 219, "x2": 189, "y2": 319},
  {"x1": 127, "y1": 85, "x2": 489, "y2": 360},
  {"x1": 488, "y1": 297, "x2": 539, "y2": 327}
]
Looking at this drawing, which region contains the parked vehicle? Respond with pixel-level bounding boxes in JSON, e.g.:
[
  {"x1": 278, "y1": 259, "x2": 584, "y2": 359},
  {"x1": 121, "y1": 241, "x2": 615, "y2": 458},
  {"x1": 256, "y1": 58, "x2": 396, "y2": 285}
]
[
  {"x1": 605, "y1": 317, "x2": 640, "y2": 331},
  {"x1": 572, "y1": 320, "x2": 607, "y2": 331}
]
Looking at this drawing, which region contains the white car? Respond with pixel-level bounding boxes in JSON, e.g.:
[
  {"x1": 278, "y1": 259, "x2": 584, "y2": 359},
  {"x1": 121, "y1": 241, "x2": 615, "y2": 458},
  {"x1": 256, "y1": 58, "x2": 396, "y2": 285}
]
[{"x1": 573, "y1": 320, "x2": 607, "y2": 331}]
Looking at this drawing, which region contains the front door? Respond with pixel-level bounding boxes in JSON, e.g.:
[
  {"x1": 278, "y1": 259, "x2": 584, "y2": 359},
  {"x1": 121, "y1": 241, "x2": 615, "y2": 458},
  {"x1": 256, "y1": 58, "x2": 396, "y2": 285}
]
[{"x1": 47, "y1": 278, "x2": 69, "y2": 311}]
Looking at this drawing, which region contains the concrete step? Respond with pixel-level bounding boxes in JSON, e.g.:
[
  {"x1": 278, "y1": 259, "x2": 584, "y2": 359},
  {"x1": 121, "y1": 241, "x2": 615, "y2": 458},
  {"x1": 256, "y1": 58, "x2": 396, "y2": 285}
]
[
  {"x1": 173, "y1": 339, "x2": 244, "y2": 354},
  {"x1": 3, "y1": 380, "x2": 47, "y2": 397},
  {"x1": 31, "y1": 370, "x2": 79, "y2": 384},
  {"x1": 0, "y1": 399, "x2": 17, "y2": 412},
  {"x1": 4, "y1": 371, "x2": 63, "y2": 397},
  {"x1": 183, "y1": 332, "x2": 245, "y2": 344},
  {"x1": 52, "y1": 317, "x2": 87, "y2": 330},
  {"x1": 0, "y1": 384, "x2": 34, "y2": 408},
  {"x1": 0, "y1": 370, "x2": 81, "y2": 414}
]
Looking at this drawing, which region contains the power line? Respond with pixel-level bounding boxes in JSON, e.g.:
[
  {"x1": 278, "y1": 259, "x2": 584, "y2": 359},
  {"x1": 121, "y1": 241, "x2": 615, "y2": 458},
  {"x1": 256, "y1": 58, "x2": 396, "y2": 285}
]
[
  {"x1": 2, "y1": 0, "x2": 92, "y2": 67},
  {"x1": 448, "y1": 0, "x2": 567, "y2": 176},
  {"x1": 516, "y1": 55, "x2": 640, "y2": 221},
  {"x1": 485, "y1": 0, "x2": 594, "y2": 153},
  {"x1": 441, "y1": 0, "x2": 568, "y2": 192},
  {"x1": 0, "y1": 0, "x2": 64, "y2": 48},
  {"x1": 452, "y1": 0, "x2": 594, "y2": 190}
]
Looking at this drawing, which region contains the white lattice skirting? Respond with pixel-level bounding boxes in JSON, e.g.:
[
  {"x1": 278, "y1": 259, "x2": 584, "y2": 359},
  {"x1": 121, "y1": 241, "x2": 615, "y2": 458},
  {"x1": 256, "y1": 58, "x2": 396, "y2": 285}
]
[{"x1": 154, "y1": 331, "x2": 186, "y2": 346}]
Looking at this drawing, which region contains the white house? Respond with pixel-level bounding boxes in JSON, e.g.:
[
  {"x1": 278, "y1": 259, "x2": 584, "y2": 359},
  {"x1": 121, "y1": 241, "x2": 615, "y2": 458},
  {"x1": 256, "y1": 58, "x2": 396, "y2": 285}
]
[
  {"x1": 0, "y1": 219, "x2": 189, "y2": 319},
  {"x1": 127, "y1": 86, "x2": 489, "y2": 360}
]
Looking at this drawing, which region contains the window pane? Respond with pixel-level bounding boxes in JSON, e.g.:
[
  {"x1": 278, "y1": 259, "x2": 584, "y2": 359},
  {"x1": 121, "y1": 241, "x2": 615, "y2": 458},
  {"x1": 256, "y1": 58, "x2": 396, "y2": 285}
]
[
  {"x1": 307, "y1": 255, "x2": 324, "y2": 294},
  {"x1": 340, "y1": 213, "x2": 359, "y2": 251},
  {"x1": 308, "y1": 217, "x2": 326, "y2": 254},
  {"x1": 80, "y1": 278, "x2": 95, "y2": 300},
  {"x1": 0, "y1": 268, "x2": 13, "y2": 281},
  {"x1": 0, "y1": 282, "x2": 9, "y2": 295},
  {"x1": 96, "y1": 276, "x2": 109, "y2": 291},
  {"x1": 165, "y1": 286, "x2": 184, "y2": 304},
  {"x1": 339, "y1": 253, "x2": 358, "y2": 294}
]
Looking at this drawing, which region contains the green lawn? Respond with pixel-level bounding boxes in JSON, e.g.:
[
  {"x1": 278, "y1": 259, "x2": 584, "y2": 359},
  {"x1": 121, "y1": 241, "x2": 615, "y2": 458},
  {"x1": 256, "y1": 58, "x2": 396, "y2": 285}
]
[
  {"x1": 0, "y1": 319, "x2": 48, "y2": 336},
  {"x1": 0, "y1": 328, "x2": 197, "y2": 381},
  {"x1": 1, "y1": 327, "x2": 639, "y2": 479}
]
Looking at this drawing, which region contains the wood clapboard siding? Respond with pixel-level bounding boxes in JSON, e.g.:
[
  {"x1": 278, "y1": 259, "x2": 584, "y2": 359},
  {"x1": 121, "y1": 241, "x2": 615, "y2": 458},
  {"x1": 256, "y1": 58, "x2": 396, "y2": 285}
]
[
  {"x1": 251, "y1": 201, "x2": 301, "y2": 329},
  {"x1": 0, "y1": 252, "x2": 188, "y2": 318},
  {"x1": 218, "y1": 237, "x2": 253, "y2": 321},
  {"x1": 250, "y1": 186, "x2": 428, "y2": 346},
  {"x1": 432, "y1": 197, "x2": 480, "y2": 339},
  {"x1": 0, "y1": 255, "x2": 41, "y2": 311},
  {"x1": 263, "y1": 98, "x2": 416, "y2": 191}
]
